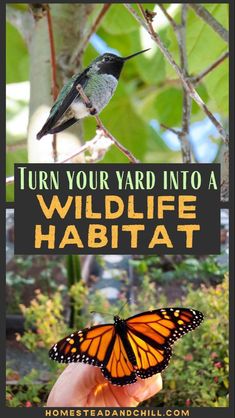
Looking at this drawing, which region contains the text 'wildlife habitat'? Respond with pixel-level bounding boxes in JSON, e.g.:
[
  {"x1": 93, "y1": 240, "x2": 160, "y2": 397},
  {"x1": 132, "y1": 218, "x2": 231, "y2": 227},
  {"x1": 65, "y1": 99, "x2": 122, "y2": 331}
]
[{"x1": 14, "y1": 164, "x2": 220, "y2": 255}]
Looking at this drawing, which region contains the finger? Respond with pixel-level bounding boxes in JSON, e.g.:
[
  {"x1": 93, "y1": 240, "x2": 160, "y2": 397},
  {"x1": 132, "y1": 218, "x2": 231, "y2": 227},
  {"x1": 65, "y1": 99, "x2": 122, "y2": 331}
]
[
  {"x1": 47, "y1": 364, "x2": 105, "y2": 407},
  {"x1": 86, "y1": 382, "x2": 121, "y2": 407},
  {"x1": 88, "y1": 374, "x2": 162, "y2": 407},
  {"x1": 124, "y1": 374, "x2": 163, "y2": 404}
]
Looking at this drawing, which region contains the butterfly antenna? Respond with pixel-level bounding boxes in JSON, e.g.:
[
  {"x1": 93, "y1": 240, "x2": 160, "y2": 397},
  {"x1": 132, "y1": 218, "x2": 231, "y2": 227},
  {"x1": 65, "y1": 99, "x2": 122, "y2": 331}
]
[
  {"x1": 90, "y1": 310, "x2": 113, "y2": 317},
  {"x1": 117, "y1": 300, "x2": 130, "y2": 316}
]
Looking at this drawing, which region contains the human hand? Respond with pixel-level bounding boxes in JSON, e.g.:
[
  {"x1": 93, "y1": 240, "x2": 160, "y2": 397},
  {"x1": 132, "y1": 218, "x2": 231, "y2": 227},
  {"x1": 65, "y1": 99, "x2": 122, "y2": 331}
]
[{"x1": 47, "y1": 363, "x2": 162, "y2": 407}]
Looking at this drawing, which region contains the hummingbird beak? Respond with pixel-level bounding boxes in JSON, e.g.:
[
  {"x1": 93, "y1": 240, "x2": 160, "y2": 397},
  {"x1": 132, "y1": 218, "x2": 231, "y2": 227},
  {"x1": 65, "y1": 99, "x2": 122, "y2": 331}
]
[{"x1": 123, "y1": 48, "x2": 151, "y2": 61}]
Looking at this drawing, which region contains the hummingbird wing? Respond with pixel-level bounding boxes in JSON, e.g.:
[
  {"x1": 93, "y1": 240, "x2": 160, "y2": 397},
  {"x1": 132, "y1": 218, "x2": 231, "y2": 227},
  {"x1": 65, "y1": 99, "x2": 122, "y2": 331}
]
[
  {"x1": 46, "y1": 117, "x2": 78, "y2": 135},
  {"x1": 36, "y1": 69, "x2": 89, "y2": 139}
]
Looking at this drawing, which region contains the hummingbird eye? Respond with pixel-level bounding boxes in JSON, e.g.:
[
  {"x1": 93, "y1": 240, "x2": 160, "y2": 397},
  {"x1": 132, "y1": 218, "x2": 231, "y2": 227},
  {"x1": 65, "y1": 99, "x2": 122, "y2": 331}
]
[{"x1": 103, "y1": 56, "x2": 111, "y2": 63}]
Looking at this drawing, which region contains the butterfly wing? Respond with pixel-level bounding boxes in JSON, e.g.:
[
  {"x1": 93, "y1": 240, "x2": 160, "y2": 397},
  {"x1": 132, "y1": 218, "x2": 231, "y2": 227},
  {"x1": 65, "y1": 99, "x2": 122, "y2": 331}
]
[
  {"x1": 49, "y1": 323, "x2": 136, "y2": 385},
  {"x1": 126, "y1": 308, "x2": 203, "y2": 380},
  {"x1": 101, "y1": 333, "x2": 137, "y2": 385},
  {"x1": 49, "y1": 323, "x2": 115, "y2": 367}
]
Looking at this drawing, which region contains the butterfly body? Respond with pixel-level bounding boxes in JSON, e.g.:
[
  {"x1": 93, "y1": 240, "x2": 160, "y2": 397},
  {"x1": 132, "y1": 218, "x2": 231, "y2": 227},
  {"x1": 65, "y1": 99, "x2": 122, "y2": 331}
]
[
  {"x1": 49, "y1": 308, "x2": 203, "y2": 386},
  {"x1": 113, "y1": 315, "x2": 137, "y2": 367}
]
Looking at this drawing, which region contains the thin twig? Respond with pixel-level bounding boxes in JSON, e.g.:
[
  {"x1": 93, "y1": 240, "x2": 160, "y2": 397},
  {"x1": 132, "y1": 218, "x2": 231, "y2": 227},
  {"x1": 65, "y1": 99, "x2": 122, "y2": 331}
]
[
  {"x1": 150, "y1": 49, "x2": 228, "y2": 88},
  {"x1": 191, "y1": 51, "x2": 229, "y2": 84},
  {"x1": 125, "y1": 4, "x2": 228, "y2": 145},
  {"x1": 160, "y1": 124, "x2": 181, "y2": 136},
  {"x1": 46, "y1": 5, "x2": 59, "y2": 162},
  {"x1": 58, "y1": 136, "x2": 101, "y2": 163},
  {"x1": 188, "y1": 4, "x2": 228, "y2": 43},
  {"x1": 76, "y1": 84, "x2": 139, "y2": 163},
  {"x1": 158, "y1": 4, "x2": 178, "y2": 31},
  {"x1": 96, "y1": 116, "x2": 139, "y2": 163},
  {"x1": 69, "y1": 4, "x2": 111, "y2": 66}
]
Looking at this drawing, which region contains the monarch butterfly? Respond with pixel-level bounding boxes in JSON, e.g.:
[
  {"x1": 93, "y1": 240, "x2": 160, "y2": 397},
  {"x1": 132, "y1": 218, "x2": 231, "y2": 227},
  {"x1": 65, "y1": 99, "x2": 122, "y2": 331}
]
[{"x1": 49, "y1": 307, "x2": 203, "y2": 386}]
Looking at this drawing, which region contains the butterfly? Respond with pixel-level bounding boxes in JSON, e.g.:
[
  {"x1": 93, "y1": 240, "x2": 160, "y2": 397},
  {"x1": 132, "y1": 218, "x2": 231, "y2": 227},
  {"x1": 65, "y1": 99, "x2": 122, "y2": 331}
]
[{"x1": 49, "y1": 307, "x2": 203, "y2": 386}]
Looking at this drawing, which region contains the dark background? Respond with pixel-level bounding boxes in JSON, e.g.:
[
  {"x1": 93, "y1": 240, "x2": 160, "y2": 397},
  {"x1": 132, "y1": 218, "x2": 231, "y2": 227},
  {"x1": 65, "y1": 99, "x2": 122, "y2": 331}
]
[{"x1": 14, "y1": 163, "x2": 220, "y2": 254}]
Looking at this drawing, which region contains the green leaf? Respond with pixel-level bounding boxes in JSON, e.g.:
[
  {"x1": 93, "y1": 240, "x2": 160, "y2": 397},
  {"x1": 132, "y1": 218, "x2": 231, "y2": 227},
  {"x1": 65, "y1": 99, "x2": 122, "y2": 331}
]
[
  {"x1": 203, "y1": 60, "x2": 228, "y2": 116},
  {"x1": 134, "y1": 49, "x2": 166, "y2": 85},
  {"x1": 153, "y1": 87, "x2": 183, "y2": 127},
  {"x1": 83, "y1": 43, "x2": 99, "y2": 68},
  {"x1": 127, "y1": 31, "x2": 166, "y2": 85},
  {"x1": 187, "y1": 4, "x2": 228, "y2": 75},
  {"x1": 97, "y1": 27, "x2": 135, "y2": 57},
  {"x1": 8, "y1": 4, "x2": 29, "y2": 11},
  {"x1": 101, "y1": 5, "x2": 139, "y2": 35},
  {"x1": 6, "y1": 22, "x2": 29, "y2": 83}
]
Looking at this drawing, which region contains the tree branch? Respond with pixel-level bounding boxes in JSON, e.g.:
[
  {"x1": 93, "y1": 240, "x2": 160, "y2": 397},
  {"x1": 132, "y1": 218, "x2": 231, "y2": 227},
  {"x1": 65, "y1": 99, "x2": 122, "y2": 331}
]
[
  {"x1": 69, "y1": 4, "x2": 111, "y2": 66},
  {"x1": 46, "y1": 5, "x2": 59, "y2": 162},
  {"x1": 191, "y1": 51, "x2": 229, "y2": 84},
  {"x1": 125, "y1": 3, "x2": 228, "y2": 145},
  {"x1": 143, "y1": 4, "x2": 192, "y2": 162},
  {"x1": 188, "y1": 4, "x2": 228, "y2": 43},
  {"x1": 177, "y1": 5, "x2": 192, "y2": 163}
]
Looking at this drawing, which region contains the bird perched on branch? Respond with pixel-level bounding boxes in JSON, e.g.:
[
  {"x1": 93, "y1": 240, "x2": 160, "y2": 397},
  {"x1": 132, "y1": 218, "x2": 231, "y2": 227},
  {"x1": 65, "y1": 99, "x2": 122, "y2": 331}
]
[{"x1": 36, "y1": 48, "x2": 150, "y2": 140}]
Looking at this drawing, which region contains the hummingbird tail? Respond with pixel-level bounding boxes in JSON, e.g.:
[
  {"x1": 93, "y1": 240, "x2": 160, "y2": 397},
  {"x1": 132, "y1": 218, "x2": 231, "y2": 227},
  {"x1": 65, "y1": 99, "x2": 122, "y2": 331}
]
[
  {"x1": 36, "y1": 129, "x2": 45, "y2": 140},
  {"x1": 36, "y1": 119, "x2": 53, "y2": 140},
  {"x1": 36, "y1": 117, "x2": 78, "y2": 140}
]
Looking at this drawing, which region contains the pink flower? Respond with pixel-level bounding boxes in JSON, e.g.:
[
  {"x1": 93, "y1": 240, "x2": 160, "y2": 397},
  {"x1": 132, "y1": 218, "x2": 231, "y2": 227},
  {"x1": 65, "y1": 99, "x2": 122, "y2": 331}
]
[
  {"x1": 184, "y1": 353, "x2": 193, "y2": 361},
  {"x1": 214, "y1": 361, "x2": 222, "y2": 369},
  {"x1": 214, "y1": 376, "x2": 219, "y2": 383},
  {"x1": 211, "y1": 352, "x2": 218, "y2": 359},
  {"x1": 185, "y1": 399, "x2": 191, "y2": 407},
  {"x1": 25, "y1": 401, "x2": 32, "y2": 407}
]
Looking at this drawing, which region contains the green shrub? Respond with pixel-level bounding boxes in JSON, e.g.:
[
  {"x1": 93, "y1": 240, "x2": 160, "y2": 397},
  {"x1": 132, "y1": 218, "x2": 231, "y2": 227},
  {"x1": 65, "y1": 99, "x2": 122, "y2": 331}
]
[
  {"x1": 6, "y1": 369, "x2": 50, "y2": 407},
  {"x1": 18, "y1": 289, "x2": 67, "y2": 351},
  {"x1": 144, "y1": 276, "x2": 229, "y2": 407}
]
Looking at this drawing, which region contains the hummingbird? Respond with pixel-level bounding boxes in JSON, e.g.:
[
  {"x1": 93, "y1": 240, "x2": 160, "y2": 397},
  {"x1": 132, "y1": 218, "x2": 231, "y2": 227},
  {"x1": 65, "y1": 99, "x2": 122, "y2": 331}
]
[{"x1": 36, "y1": 48, "x2": 150, "y2": 140}]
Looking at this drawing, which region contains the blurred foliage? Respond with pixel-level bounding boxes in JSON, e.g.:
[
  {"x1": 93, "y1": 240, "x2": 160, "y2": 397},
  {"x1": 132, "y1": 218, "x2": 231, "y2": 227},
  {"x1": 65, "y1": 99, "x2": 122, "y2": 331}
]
[
  {"x1": 131, "y1": 254, "x2": 227, "y2": 287},
  {"x1": 6, "y1": 21, "x2": 29, "y2": 84},
  {"x1": 18, "y1": 289, "x2": 67, "y2": 351},
  {"x1": 69, "y1": 281, "x2": 89, "y2": 330},
  {"x1": 6, "y1": 255, "x2": 66, "y2": 314},
  {"x1": 6, "y1": 3, "x2": 228, "y2": 200},
  {"x1": 144, "y1": 275, "x2": 229, "y2": 407},
  {"x1": 6, "y1": 369, "x2": 48, "y2": 407},
  {"x1": 6, "y1": 271, "x2": 35, "y2": 314}
]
